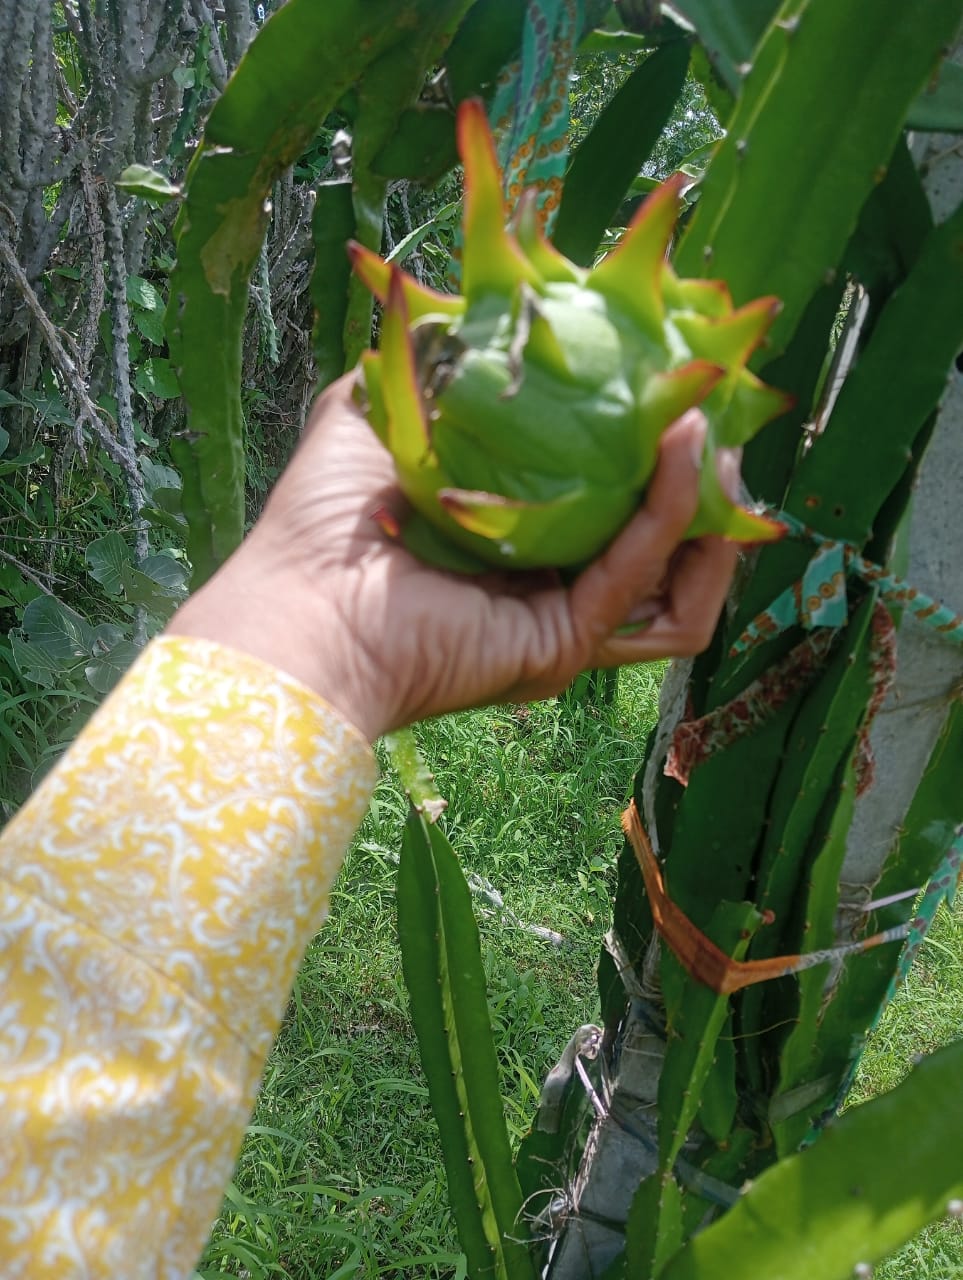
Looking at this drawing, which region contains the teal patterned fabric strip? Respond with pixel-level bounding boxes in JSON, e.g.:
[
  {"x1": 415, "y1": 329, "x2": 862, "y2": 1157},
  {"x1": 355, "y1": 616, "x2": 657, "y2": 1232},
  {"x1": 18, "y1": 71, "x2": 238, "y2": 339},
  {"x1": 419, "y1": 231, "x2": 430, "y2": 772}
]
[
  {"x1": 730, "y1": 508, "x2": 963, "y2": 655},
  {"x1": 487, "y1": 0, "x2": 582, "y2": 228}
]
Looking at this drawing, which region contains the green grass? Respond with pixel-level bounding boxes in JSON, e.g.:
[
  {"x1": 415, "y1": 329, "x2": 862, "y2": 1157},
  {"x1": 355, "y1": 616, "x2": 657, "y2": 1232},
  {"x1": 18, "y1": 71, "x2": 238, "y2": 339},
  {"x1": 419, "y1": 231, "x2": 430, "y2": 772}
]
[
  {"x1": 197, "y1": 663, "x2": 664, "y2": 1278},
  {"x1": 196, "y1": 660, "x2": 963, "y2": 1279},
  {"x1": 850, "y1": 899, "x2": 963, "y2": 1280}
]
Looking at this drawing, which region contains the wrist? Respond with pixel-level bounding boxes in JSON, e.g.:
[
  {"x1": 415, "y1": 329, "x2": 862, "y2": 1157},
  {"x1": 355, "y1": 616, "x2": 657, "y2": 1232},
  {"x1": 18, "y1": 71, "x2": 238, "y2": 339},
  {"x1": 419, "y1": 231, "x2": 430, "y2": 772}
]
[{"x1": 166, "y1": 540, "x2": 384, "y2": 742}]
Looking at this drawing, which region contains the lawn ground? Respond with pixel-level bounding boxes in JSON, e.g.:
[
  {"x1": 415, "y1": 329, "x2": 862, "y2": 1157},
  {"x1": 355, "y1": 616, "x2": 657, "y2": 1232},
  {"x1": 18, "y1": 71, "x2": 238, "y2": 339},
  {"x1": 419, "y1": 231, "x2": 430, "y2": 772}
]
[{"x1": 197, "y1": 661, "x2": 963, "y2": 1279}]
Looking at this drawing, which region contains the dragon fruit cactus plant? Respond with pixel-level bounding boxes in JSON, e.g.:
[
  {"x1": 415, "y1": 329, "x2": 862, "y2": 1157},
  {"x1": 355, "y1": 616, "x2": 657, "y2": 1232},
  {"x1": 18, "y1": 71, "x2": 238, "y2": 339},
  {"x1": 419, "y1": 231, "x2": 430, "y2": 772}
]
[{"x1": 349, "y1": 99, "x2": 790, "y2": 572}]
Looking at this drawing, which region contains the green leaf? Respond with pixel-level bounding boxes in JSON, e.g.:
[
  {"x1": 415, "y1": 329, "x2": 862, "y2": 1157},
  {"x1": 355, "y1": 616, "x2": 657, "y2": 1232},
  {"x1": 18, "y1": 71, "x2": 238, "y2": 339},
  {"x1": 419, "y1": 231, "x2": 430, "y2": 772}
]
[
  {"x1": 132, "y1": 307, "x2": 167, "y2": 346},
  {"x1": 907, "y1": 59, "x2": 963, "y2": 132},
  {"x1": 21, "y1": 595, "x2": 94, "y2": 663},
  {"x1": 842, "y1": 135, "x2": 932, "y2": 297},
  {"x1": 0, "y1": 563, "x2": 40, "y2": 609},
  {"x1": 0, "y1": 389, "x2": 22, "y2": 409},
  {"x1": 86, "y1": 533, "x2": 131, "y2": 595},
  {"x1": 397, "y1": 807, "x2": 536, "y2": 1280},
  {"x1": 10, "y1": 633, "x2": 65, "y2": 688},
  {"x1": 0, "y1": 703, "x2": 37, "y2": 765},
  {"x1": 92, "y1": 622, "x2": 127, "y2": 649},
  {"x1": 676, "y1": 0, "x2": 963, "y2": 356},
  {"x1": 0, "y1": 443, "x2": 48, "y2": 475},
  {"x1": 553, "y1": 40, "x2": 691, "y2": 266},
  {"x1": 134, "y1": 424, "x2": 159, "y2": 448},
  {"x1": 140, "y1": 458, "x2": 182, "y2": 498},
  {"x1": 659, "y1": 1042, "x2": 963, "y2": 1280},
  {"x1": 742, "y1": 274, "x2": 845, "y2": 504},
  {"x1": 116, "y1": 164, "x2": 182, "y2": 204},
  {"x1": 118, "y1": 558, "x2": 188, "y2": 611},
  {"x1": 134, "y1": 357, "x2": 181, "y2": 400},
  {"x1": 732, "y1": 194, "x2": 963, "y2": 673},
  {"x1": 127, "y1": 275, "x2": 164, "y2": 312},
  {"x1": 19, "y1": 389, "x2": 74, "y2": 427},
  {"x1": 140, "y1": 553, "x2": 189, "y2": 595},
  {"x1": 444, "y1": 0, "x2": 525, "y2": 103},
  {"x1": 86, "y1": 638, "x2": 143, "y2": 694},
  {"x1": 385, "y1": 199, "x2": 460, "y2": 266},
  {"x1": 143, "y1": 486, "x2": 187, "y2": 534},
  {"x1": 0, "y1": 425, "x2": 8, "y2": 457},
  {"x1": 768, "y1": 745, "x2": 863, "y2": 1152}
]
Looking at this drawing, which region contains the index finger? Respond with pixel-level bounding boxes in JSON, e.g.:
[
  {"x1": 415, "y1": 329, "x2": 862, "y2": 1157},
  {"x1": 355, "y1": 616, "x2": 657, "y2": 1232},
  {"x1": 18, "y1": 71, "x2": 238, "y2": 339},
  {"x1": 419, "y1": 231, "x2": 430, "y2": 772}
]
[{"x1": 595, "y1": 533, "x2": 738, "y2": 665}]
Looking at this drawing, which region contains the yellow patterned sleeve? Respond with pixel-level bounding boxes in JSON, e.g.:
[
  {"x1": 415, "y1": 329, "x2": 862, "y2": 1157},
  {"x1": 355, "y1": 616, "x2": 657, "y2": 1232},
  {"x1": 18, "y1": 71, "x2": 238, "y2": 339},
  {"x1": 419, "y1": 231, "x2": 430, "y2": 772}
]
[{"x1": 0, "y1": 635, "x2": 378, "y2": 1280}]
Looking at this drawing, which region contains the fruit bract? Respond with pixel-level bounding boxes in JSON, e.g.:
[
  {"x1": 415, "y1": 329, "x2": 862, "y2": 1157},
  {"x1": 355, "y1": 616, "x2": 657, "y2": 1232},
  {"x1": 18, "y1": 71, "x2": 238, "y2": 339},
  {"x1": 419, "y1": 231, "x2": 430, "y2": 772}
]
[{"x1": 350, "y1": 99, "x2": 789, "y2": 572}]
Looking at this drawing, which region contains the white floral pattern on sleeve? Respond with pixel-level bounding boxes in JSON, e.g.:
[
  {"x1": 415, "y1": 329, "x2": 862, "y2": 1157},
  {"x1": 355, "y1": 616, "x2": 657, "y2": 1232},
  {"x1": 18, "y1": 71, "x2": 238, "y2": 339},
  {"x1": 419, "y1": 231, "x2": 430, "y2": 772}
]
[{"x1": 0, "y1": 636, "x2": 377, "y2": 1279}]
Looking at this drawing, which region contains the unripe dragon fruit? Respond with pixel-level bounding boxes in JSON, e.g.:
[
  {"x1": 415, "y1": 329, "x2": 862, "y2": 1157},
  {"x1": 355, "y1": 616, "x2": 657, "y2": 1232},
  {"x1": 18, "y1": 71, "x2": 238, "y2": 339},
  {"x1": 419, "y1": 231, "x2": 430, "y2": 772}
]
[{"x1": 349, "y1": 99, "x2": 789, "y2": 572}]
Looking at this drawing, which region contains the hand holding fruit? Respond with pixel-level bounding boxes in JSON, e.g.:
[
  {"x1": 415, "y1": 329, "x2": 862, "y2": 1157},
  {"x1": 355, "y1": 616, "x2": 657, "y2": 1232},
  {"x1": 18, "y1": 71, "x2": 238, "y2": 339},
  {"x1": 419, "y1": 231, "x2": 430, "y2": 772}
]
[
  {"x1": 168, "y1": 375, "x2": 740, "y2": 741},
  {"x1": 168, "y1": 99, "x2": 778, "y2": 739}
]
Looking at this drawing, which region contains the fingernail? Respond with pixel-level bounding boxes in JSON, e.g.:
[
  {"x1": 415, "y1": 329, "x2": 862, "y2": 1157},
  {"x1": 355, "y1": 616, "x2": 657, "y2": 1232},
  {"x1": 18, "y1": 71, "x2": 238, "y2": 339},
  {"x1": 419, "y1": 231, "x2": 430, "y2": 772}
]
[
  {"x1": 689, "y1": 416, "x2": 708, "y2": 469},
  {"x1": 715, "y1": 446, "x2": 744, "y2": 502}
]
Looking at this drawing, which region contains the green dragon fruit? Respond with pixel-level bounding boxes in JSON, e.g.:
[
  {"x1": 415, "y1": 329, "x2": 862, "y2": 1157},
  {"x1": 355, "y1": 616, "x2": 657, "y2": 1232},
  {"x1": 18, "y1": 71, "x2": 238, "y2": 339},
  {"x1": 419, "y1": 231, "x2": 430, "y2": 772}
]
[{"x1": 349, "y1": 99, "x2": 789, "y2": 572}]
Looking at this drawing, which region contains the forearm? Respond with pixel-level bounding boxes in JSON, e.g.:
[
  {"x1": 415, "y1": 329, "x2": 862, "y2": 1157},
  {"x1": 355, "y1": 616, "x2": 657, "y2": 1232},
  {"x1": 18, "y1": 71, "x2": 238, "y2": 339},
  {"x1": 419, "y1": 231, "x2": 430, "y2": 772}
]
[
  {"x1": 165, "y1": 521, "x2": 389, "y2": 742},
  {"x1": 0, "y1": 636, "x2": 376, "y2": 1279}
]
